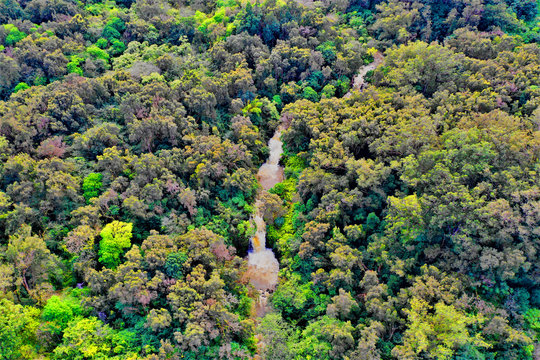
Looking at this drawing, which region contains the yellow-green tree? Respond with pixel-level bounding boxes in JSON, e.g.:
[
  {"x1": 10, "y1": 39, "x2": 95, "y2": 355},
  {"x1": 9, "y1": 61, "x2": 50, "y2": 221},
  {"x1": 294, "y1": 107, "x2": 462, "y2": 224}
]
[
  {"x1": 98, "y1": 221, "x2": 133, "y2": 269},
  {"x1": 392, "y1": 297, "x2": 490, "y2": 360}
]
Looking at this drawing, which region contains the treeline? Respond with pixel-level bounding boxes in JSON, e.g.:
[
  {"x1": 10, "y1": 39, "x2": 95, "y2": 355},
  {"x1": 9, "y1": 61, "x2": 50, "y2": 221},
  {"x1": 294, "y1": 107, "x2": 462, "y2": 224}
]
[{"x1": 0, "y1": 0, "x2": 539, "y2": 358}]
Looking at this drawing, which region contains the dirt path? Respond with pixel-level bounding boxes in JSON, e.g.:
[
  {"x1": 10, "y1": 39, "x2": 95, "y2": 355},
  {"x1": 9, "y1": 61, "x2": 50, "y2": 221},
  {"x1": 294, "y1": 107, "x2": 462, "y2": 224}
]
[{"x1": 345, "y1": 51, "x2": 384, "y2": 97}]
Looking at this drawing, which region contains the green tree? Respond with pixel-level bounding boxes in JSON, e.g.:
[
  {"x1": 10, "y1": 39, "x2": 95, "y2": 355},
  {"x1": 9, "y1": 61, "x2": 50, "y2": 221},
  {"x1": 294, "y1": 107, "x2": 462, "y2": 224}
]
[
  {"x1": 302, "y1": 86, "x2": 319, "y2": 102},
  {"x1": 13, "y1": 82, "x2": 29, "y2": 93},
  {"x1": 95, "y1": 38, "x2": 108, "y2": 49},
  {"x1": 296, "y1": 315, "x2": 355, "y2": 360},
  {"x1": 102, "y1": 17, "x2": 125, "y2": 41},
  {"x1": 3, "y1": 24, "x2": 26, "y2": 46},
  {"x1": 87, "y1": 45, "x2": 110, "y2": 61},
  {"x1": 82, "y1": 173, "x2": 103, "y2": 203},
  {"x1": 53, "y1": 317, "x2": 137, "y2": 359},
  {"x1": 164, "y1": 251, "x2": 188, "y2": 279},
  {"x1": 6, "y1": 225, "x2": 56, "y2": 301},
  {"x1": 392, "y1": 297, "x2": 490, "y2": 360},
  {"x1": 109, "y1": 40, "x2": 126, "y2": 56},
  {"x1": 385, "y1": 194, "x2": 424, "y2": 244},
  {"x1": 66, "y1": 56, "x2": 83, "y2": 76},
  {"x1": 98, "y1": 221, "x2": 133, "y2": 269},
  {"x1": 0, "y1": 299, "x2": 39, "y2": 360},
  {"x1": 258, "y1": 312, "x2": 298, "y2": 360},
  {"x1": 42, "y1": 293, "x2": 83, "y2": 335},
  {"x1": 321, "y1": 84, "x2": 336, "y2": 99},
  {"x1": 524, "y1": 308, "x2": 540, "y2": 340}
]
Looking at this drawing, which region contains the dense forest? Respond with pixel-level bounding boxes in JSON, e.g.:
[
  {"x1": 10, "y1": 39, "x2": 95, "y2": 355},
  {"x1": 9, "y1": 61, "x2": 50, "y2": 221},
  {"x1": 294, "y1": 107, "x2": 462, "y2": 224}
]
[{"x1": 0, "y1": 0, "x2": 539, "y2": 358}]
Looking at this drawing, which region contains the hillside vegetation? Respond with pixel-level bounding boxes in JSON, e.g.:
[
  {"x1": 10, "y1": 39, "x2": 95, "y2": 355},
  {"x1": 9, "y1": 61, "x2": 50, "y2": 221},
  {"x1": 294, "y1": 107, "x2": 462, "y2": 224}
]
[{"x1": 0, "y1": 0, "x2": 539, "y2": 359}]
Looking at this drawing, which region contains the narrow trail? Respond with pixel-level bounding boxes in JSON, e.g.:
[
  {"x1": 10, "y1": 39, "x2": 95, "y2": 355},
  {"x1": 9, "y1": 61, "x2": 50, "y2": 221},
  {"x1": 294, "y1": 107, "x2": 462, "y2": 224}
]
[
  {"x1": 245, "y1": 127, "x2": 283, "y2": 317},
  {"x1": 345, "y1": 51, "x2": 384, "y2": 97}
]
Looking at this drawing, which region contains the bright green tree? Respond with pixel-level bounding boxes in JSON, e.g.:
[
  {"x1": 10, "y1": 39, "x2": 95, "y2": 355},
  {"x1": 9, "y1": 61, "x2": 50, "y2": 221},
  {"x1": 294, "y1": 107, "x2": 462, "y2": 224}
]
[
  {"x1": 392, "y1": 298, "x2": 490, "y2": 360},
  {"x1": 302, "y1": 86, "x2": 319, "y2": 102},
  {"x1": 82, "y1": 172, "x2": 103, "y2": 202},
  {"x1": 13, "y1": 82, "x2": 29, "y2": 93},
  {"x1": 42, "y1": 293, "x2": 83, "y2": 335},
  {"x1": 86, "y1": 45, "x2": 110, "y2": 61},
  {"x1": 3, "y1": 24, "x2": 26, "y2": 46},
  {"x1": 98, "y1": 221, "x2": 133, "y2": 269},
  {"x1": 0, "y1": 299, "x2": 39, "y2": 360},
  {"x1": 95, "y1": 38, "x2": 108, "y2": 49},
  {"x1": 524, "y1": 308, "x2": 540, "y2": 340},
  {"x1": 66, "y1": 56, "x2": 83, "y2": 76},
  {"x1": 53, "y1": 317, "x2": 137, "y2": 359}
]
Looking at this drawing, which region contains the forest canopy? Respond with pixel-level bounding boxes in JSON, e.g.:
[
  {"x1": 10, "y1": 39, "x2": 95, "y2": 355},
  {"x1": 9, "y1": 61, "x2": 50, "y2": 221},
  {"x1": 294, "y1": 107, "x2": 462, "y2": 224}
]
[{"x1": 0, "y1": 0, "x2": 539, "y2": 359}]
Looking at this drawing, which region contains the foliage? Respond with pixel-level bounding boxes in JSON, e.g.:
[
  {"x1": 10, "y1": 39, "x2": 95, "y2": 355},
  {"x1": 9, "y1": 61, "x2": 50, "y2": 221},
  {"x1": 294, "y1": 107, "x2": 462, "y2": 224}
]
[
  {"x1": 53, "y1": 317, "x2": 137, "y2": 359},
  {"x1": 392, "y1": 298, "x2": 489, "y2": 360},
  {"x1": 524, "y1": 308, "x2": 540, "y2": 340},
  {"x1": 41, "y1": 292, "x2": 83, "y2": 334},
  {"x1": 66, "y1": 56, "x2": 83, "y2": 76},
  {"x1": 164, "y1": 251, "x2": 188, "y2": 279},
  {"x1": 13, "y1": 82, "x2": 29, "y2": 93},
  {"x1": 0, "y1": 0, "x2": 537, "y2": 358},
  {"x1": 82, "y1": 172, "x2": 103, "y2": 202},
  {"x1": 0, "y1": 299, "x2": 40, "y2": 360},
  {"x1": 98, "y1": 221, "x2": 133, "y2": 269},
  {"x1": 3, "y1": 24, "x2": 26, "y2": 46}
]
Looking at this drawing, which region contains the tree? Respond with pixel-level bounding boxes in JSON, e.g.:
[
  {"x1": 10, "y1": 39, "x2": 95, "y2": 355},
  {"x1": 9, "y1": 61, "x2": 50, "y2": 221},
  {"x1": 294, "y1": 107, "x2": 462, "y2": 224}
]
[
  {"x1": 259, "y1": 192, "x2": 286, "y2": 224},
  {"x1": 302, "y1": 86, "x2": 319, "y2": 102},
  {"x1": 258, "y1": 312, "x2": 297, "y2": 360},
  {"x1": 0, "y1": 0, "x2": 23, "y2": 23},
  {"x1": 385, "y1": 194, "x2": 425, "y2": 244},
  {"x1": 392, "y1": 297, "x2": 490, "y2": 360},
  {"x1": 0, "y1": 53, "x2": 20, "y2": 97},
  {"x1": 6, "y1": 225, "x2": 56, "y2": 300},
  {"x1": 524, "y1": 308, "x2": 540, "y2": 341},
  {"x1": 41, "y1": 293, "x2": 83, "y2": 335},
  {"x1": 184, "y1": 86, "x2": 217, "y2": 120},
  {"x1": 3, "y1": 24, "x2": 26, "y2": 46},
  {"x1": 296, "y1": 316, "x2": 355, "y2": 360},
  {"x1": 146, "y1": 308, "x2": 172, "y2": 332},
  {"x1": 127, "y1": 113, "x2": 179, "y2": 152},
  {"x1": 13, "y1": 82, "x2": 29, "y2": 93},
  {"x1": 165, "y1": 252, "x2": 188, "y2": 279},
  {"x1": 374, "y1": 41, "x2": 463, "y2": 97},
  {"x1": 37, "y1": 137, "x2": 67, "y2": 158},
  {"x1": 0, "y1": 299, "x2": 39, "y2": 360},
  {"x1": 349, "y1": 321, "x2": 385, "y2": 360},
  {"x1": 82, "y1": 173, "x2": 103, "y2": 203},
  {"x1": 53, "y1": 317, "x2": 137, "y2": 360},
  {"x1": 43, "y1": 50, "x2": 68, "y2": 79},
  {"x1": 326, "y1": 289, "x2": 358, "y2": 321},
  {"x1": 372, "y1": 0, "x2": 422, "y2": 45},
  {"x1": 98, "y1": 221, "x2": 133, "y2": 269}
]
